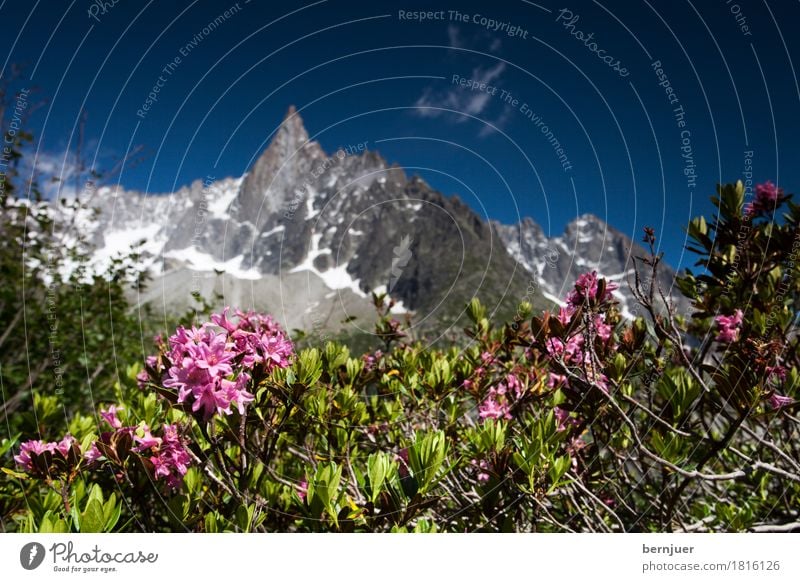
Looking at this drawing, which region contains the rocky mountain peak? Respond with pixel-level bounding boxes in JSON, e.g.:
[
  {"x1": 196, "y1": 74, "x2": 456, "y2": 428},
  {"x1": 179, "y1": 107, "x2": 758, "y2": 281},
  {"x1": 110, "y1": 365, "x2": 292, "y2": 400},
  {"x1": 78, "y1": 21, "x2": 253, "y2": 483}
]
[
  {"x1": 272, "y1": 105, "x2": 318, "y2": 158},
  {"x1": 233, "y1": 106, "x2": 326, "y2": 222},
  {"x1": 80, "y1": 107, "x2": 689, "y2": 336}
]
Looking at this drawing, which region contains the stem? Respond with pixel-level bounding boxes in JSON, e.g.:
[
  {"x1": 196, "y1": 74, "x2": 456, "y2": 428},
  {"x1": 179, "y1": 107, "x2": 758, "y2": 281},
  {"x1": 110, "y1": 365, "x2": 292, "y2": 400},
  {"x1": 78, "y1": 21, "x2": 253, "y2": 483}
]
[{"x1": 59, "y1": 481, "x2": 71, "y2": 515}]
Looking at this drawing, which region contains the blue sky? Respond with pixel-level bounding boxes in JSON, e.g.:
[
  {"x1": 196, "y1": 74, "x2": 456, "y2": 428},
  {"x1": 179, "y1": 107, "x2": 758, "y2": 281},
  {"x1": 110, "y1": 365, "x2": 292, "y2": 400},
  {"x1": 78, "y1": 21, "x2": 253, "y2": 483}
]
[{"x1": 2, "y1": 0, "x2": 798, "y2": 269}]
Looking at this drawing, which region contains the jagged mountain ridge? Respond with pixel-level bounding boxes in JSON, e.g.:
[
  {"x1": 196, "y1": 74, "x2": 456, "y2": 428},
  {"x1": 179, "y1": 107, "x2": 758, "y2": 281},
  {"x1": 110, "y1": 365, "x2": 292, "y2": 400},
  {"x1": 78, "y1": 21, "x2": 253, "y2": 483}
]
[
  {"x1": 83, "y1": 106, "x2": 685, "y2": 334},
  {"x1": 492, "y1": 215, "x2": 689, "y2": 318}
]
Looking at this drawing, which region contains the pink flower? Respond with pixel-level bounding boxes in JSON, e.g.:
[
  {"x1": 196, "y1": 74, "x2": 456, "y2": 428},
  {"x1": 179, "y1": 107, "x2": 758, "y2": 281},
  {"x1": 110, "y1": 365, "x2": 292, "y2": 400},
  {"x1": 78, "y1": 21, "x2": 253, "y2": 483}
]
[
  {"x1": 471, "y1": 459, "x2": 491, "y2": 482},
  {"x1": 84, "y1": 443, "x2": 103, "y2": 464},
  {"x1": 548, "y1": 373, "x2": 568, "y2": 389},
  {"x1": 220, "y1": 373, "x2": 254, "y2": 415},
  {"x1": 14, "y1": 436, "x2": 78, "y2": 476},
  {"x1": 192, "y1": 333, "x2": 235, "y2": 377},
  {"x1": 554, "y1": 407, "x2": 578, "y2": 432},
  {"x1": 556, "y1": 306, "x2": 574, "y2": 326},
  {"x1": 547, "y1": 335, "x2": 584, "y2": 364},
  {"x1": 715, "y1": 309, "x2": 743, "y2": 343},
  {"x1": 187, "y1": 380, "x2": 230, "y2": 420},
  {"x1": 767, "y1": 393, "x2": 794, "y2": 410},
  {"x1": 566, "y1": 271, "x2": 618, "y2": 307},
  {"x1": 478, "y1": 388, "x2": 512, "y2": 420},
  {"x1": 297, "y1": 480, "x2": 308, "y2": 502},
  {"x1": 99, "y1": 405, "x2": 123, "y2": 429},
  {"x1": 14, "y1": 440, "x2": 53, "y2": 472},
  {"x1": 750, "y1": 181, "x2": 781, "y2": 213},
  {"x1": 256, "y1": 333, "x2": 294, "y2": 369},
  {"x1": 148, "y1": 424, "x2": 192, "y2": 489},
  {"x1": 594, "y1": 315, "x2": 613, "y2": 342},
  {"x1": 133, "y1": 424, "x2": 162, "y2": 453},
  {"x1": 168, "y1": 325, "x2": 203, "y2": 361},
  {"x1": 136, "y1": 369, "x2": 150, "y2": 389},
  {"x1": 566, "y1": 334, "x2": 584, "y2": 360},
  {"x1": 506, "y1": 373, "x2": 523, "y2": 398},
  {"x1": 210, "y1": 307, "x2": 238, "y2": 333},
  {"x1": 546, "y1": 337, "x2": 566, "y2": 359},
  {"x1": 150, "y1": 455, "x2": 171, "y2": 480},
  {"x1": 53, "y1": 436, "x2": 75, "y2": 457},
  {"x1": 766, "y1": 365, "x2": 787, "y2": 383}
]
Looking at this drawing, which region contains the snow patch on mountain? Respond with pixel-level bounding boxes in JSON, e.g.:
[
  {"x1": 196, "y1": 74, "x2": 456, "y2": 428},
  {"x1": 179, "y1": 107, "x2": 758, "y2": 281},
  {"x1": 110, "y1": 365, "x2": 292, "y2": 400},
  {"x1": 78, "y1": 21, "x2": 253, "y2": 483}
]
[
  {"x1": 289, "y1": 231, "x2": 366, "y2": 297},
  {"x1": 164, "y1": 247, "x2": 261, "y2": 280},
  {"x1": 207, "y1": 179, "x2": 241, "y2": 220}
]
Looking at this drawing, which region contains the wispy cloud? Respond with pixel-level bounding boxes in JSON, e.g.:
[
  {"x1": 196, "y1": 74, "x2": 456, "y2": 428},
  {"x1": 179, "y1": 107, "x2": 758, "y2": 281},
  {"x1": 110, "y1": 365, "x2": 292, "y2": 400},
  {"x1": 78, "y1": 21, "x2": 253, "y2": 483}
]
[
  {"x1": 477, "y1": 106, "x2": 513, "y2": 138},
  {"x1": 413, "y1": 61, "x2": 506, "y2": 121},
  {"x1": 447, "y1": 24, "x2": 462, "y2": 49},
  {"x1": 19, "y1": 147, "x2": 105, "y2": 199},
  {"x1": 413, "y1": 26, "x2": 510, "y2": 136}
]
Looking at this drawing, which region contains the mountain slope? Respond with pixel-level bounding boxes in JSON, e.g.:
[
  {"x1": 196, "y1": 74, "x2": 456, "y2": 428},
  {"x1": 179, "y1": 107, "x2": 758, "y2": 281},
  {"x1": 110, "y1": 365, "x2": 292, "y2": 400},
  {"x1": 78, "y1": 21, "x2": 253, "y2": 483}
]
[{"x1": 83, "y1": 107, "x2": 542, "y2": 337}]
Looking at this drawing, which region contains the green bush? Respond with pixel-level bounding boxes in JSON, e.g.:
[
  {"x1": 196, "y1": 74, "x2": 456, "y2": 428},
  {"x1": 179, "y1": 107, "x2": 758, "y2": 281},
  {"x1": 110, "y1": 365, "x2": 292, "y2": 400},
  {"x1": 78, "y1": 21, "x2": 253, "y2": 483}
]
[{"x1": 1, "y1": 178, "x2": 798, "y2": 533}]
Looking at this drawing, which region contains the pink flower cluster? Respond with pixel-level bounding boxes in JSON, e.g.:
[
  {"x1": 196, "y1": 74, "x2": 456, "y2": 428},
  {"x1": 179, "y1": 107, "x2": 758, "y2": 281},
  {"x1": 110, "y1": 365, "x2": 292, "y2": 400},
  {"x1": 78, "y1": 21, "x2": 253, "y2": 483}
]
[
  {"x1": 478, "y1": 374, "x2": 523, "y2": 421},
  {"x1": 554, "y1": 407, "x2": 579, "y2": 432},
  {"x1": 478, "y1": 387, "x2": 512, "y2": 420},
  {"x1": 470, "y1": 458, "x2": 492, "y2": 482},
  {"x1": 140, "y1": 424, "x2": 192, "y2": 489},
  {"x1": 764, "y1": 365, "x2": 794, "y2": 410},
  {"x1": 715, "y1": 309, "x2": 743, "y2": 343},
  {"x1": 540, "y1": 273, "x2": 618, "y2": 394},
  {"x1": 14, "y1": 436, "x2": 78, "y2": 476},
  {"x1": 566, "y1": 271, "x2": 619, "y2": 308},
  {"x1": 546, "y1": 335, "x2": 584, "y2": 363},
  {"x1": 86, "y1": 406, "x2": 193, "y2": 488},
  {"x1": 161, "y1": 308, "x2": 293, "y2": 421},
  {"x1": 362, "y1": 349, "x2": 383, "y2": 372},
  {"x1": 748, "y1": 181, "x2": 782, "y2": 214}
]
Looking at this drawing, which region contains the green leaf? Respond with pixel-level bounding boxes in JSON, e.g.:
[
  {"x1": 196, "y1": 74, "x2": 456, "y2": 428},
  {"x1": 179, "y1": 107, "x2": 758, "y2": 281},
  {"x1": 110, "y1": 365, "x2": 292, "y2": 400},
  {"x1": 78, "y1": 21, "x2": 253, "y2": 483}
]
[
  {"x1": 309, "y1": 462, "x2": 342, "y2": 524},
  {"x1": 235, "y1": 504, "x2": 255, "y2": 532},
  {"x1": 366, "y1": 453, "x2": 391, "y2": 503},
  {"x1": 466, "y1": 297, "x2": 486, "y2": 324},
  {"x1": 1, "y1": 466, "x2": 28, "y2": 479},
  {"x1": 39, "y1": 511, "x2": 69, "y2": 534},
  {"x1": 80, "y1": 499, "x2": 106, "y2": 533},
  {"x1": 548, "y1": 455, "x2": 571, "y2": 492},
  {"x1": 296, "y1": 348, "x2": 323, "y2": 386},
  {"x1": 408, "y1": 431, "x2": 448, "y2": 494}
]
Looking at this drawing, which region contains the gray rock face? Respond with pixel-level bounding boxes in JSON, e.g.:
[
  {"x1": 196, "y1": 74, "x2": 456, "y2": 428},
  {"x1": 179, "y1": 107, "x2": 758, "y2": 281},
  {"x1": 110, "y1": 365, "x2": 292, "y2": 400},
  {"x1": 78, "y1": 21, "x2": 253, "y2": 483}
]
[{"x1": 78, "y1": 106, "x2": 688, "y2": 335}]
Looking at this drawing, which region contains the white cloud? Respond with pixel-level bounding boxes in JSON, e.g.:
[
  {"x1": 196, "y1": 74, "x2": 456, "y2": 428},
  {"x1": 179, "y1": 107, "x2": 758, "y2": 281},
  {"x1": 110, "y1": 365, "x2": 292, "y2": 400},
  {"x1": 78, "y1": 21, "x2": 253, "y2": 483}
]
[
  {"x1": 413, "y1": 62, "x2": 506, "y2": 123},
  {"x1": 26, "y1": 150, "x2": 84, "y2": 199}
]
